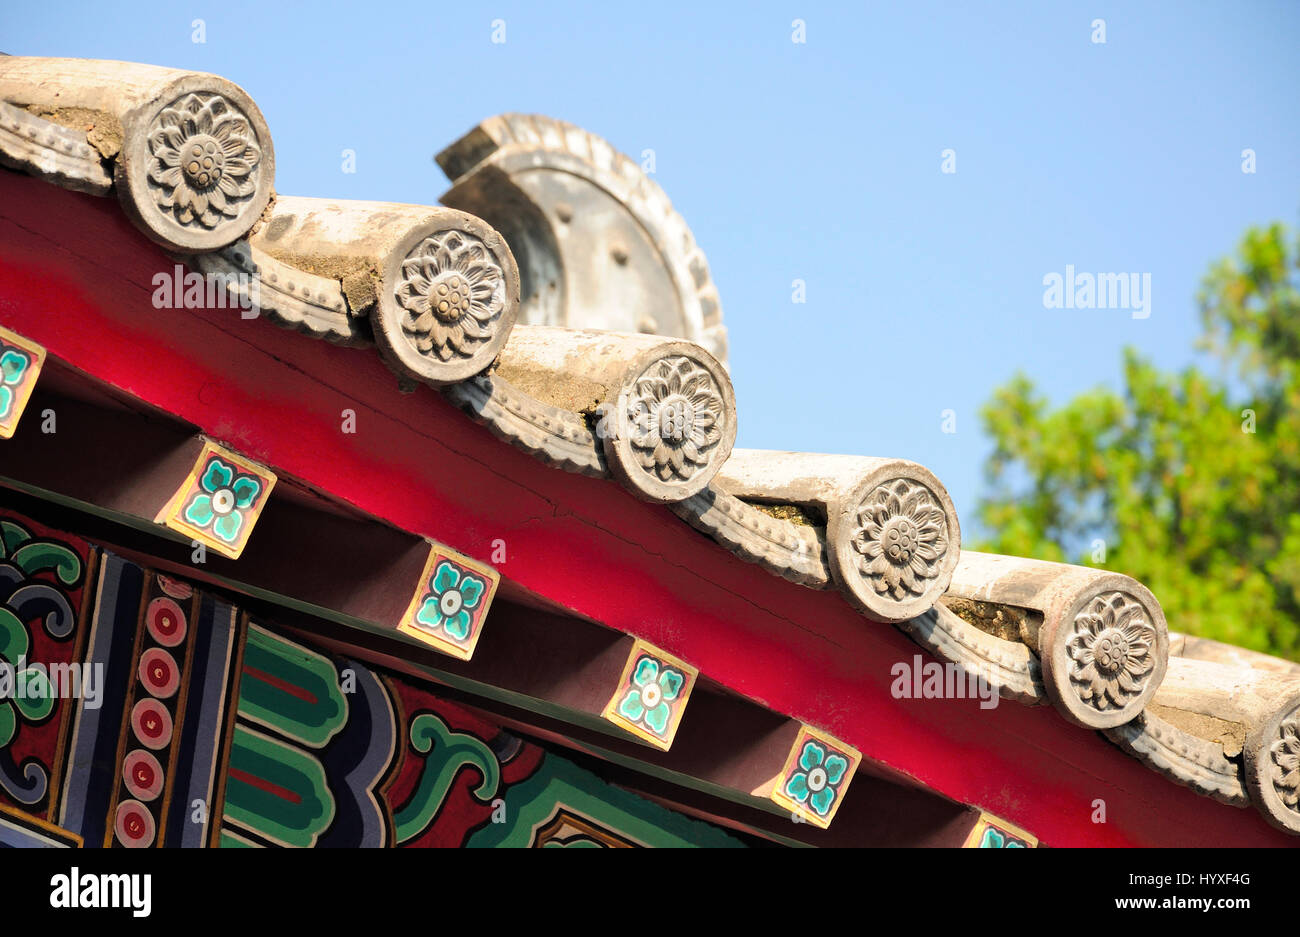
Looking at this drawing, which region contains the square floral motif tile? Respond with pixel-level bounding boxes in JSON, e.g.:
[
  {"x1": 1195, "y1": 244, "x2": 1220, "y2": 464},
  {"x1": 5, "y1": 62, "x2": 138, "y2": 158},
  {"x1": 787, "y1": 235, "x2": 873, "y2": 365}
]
[
  {"x1": 963, "y1": 811, "x2": 1038, "y2": 848},
  {"x1": 157, "y1": 441, "x2": 277, "y2": 560},
  {"x1": 601, "y1": 640, "x2": 698, "y2": 751},
  {"x1": 770, "y1": 725, "x2": 861, "y2": 829},
  {"x1": 397, "y1": 543, "x2": 500, "y2": 661},
  {"x1": 0, "y1": 326, "x2": 46, "y2": 440}
]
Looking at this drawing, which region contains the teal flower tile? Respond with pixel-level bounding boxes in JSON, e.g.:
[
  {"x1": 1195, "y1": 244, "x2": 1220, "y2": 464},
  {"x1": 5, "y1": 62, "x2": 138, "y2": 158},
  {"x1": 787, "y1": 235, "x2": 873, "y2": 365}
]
[
  {"x1": 160, "y1": 442, "x2": 276, "y2": 559},
  {"x1": 399, "y1": 544, "x2": 499, "y2": 661},
  {"x1": 0, "y1": 328, "x2": 46, "y2": 440},
  {"x1": 603, "y1": 641, "x2": 697, "y2": 750},
  {"x1": 771, "y1": 727, "x2": 860, "y2": 828}
]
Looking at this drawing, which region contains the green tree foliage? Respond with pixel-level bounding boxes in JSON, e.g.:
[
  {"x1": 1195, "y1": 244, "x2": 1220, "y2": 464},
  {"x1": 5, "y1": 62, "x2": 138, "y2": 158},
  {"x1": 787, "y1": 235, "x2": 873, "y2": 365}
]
[{"x1": 976, "y1": 223, "x2": 1300, "y2": 659}]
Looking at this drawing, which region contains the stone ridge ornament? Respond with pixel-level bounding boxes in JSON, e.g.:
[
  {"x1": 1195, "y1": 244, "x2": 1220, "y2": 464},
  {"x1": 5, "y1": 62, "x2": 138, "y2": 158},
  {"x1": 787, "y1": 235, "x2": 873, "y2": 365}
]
[
  {"x1": 1104, "y1": 710, "x2": 1248, "y2": 806},
  {"x1": 825, "y1": 462, "x2": 961, "y2": 622},
  {"x1": 850, "y1": 478, "x2": 949, "y2": 602},
  {"x1": 0, "y1": 59, "x2": 274, "y2": 250},
  {"x1": 0, "y1": 325, "x2": 46, "y2": 440},
  {"x1": 437, "y1": 113, "x2": 728, "y2": 364},
  {"x1": 625, "y1": 355, "x2": 725, "y2": 484},
  {"x1": 600, "y1": 639, "x2": 698, "y2": 750},
  {"x1": 114, "y1": 70, "x2": 276, "y2": 253},
  {"x1": 394, "y1": 230, "x2": 507, "y2": 364},
  {"x1": 769, "y1": 725, "x2": 860, "y2": 829},
  {"x1": 602, "y1": 344, "x2": 736, "y2": 502},
  {"x1": 0, "y1": 100, "x2": 113, "y2": 195},
  {"x1": 1066, "y1": 592, "x2": 1157, "y2": 713},
  {"x1": 1246, "y1": 698, "x2": 1300, "y2": 834},
  {"x1": 947, "y1": 553, "x2": 1170, "y2": 730},
  {"x1": 492, "y1": 328, "x2": 736, "y2": 503},
  {"x1": 1039, "y1": 580, "x2": 1167, "y2": 729},
  {"x1": 156, "y1": 441, "x2": 277, "y2": 561},
  {"x1": 145, "y1": 92, "x2": 262, "y2": 232},
  {"x1": 396, "y1": 541, "x2": 501, "y2": 661},
  {"x1": 374, "y1": 214, "x2": 521, "y2": 386},
  {"x1": 1271, "y1": 715, "x2": 1300, "y2": 813},
  {"x1": 713, "y1": 451, "x2": 961, "y2": 622},
  {"x1": 245, "y1": 197, "x2": 521, "y2": 381}
]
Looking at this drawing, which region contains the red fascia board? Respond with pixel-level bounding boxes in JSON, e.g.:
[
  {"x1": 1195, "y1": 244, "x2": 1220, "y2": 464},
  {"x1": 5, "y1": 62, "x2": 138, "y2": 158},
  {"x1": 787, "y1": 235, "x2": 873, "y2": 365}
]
[{"x1": 0, "y1": 173, "x2": 1289, "y2": 847}]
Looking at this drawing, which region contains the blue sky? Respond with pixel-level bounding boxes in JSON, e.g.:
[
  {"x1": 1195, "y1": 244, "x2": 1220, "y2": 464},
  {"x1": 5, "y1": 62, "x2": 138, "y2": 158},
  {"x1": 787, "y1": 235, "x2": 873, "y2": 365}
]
[{"x1": 4, "y1": 0, "x2": 1298, "y2": 537}]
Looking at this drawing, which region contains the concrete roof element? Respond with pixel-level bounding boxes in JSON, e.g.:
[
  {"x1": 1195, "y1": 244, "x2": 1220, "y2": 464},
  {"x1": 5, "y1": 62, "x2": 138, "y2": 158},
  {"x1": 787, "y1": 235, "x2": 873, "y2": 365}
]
[
  {"x1": 3, "y1": 54, "x2": 1299, "y2": 837},
  {"x1": 716, "y1": 450, "x2": 960, "y2": 622},
  {"x1": 437, "y1": 113, "x2": 728, "y2": 365},
  {"x1": 0, "y1": 57, "x2": 274, "y2": 251}
]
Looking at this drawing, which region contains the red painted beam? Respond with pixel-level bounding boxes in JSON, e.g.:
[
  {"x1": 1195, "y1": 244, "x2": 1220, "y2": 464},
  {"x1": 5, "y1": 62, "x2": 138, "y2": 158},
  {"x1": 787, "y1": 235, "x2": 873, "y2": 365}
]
[{"x1": 0, "y1": 172, "x2": 1290, "y2": 846}]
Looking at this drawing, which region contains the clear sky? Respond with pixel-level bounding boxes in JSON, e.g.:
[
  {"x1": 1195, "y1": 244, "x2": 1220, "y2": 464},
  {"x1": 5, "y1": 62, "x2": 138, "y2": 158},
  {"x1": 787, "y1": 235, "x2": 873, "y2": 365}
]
[{"x1": 4, "y1": 1, "x2": 1297, "y2": 537}]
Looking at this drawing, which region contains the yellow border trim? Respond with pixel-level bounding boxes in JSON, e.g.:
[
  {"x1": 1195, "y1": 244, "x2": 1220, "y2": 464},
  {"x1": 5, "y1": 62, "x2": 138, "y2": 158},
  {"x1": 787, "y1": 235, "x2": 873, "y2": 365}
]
[{"x1": 0, "y1": 803, "x2": 83, "y2": 847}]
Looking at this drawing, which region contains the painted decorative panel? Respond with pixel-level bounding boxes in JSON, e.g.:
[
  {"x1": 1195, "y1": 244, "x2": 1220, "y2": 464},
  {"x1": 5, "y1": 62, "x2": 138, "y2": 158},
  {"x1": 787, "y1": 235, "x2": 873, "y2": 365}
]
[
  {"x1": 219, "y1": 624, "x2": 391, "y2": 847},
  {"x1": 220, "y1": 622, "x2": 740, "y2": 848},
  {"x1": 0, "y1": 511, "x2": 92, "y2": 846},
  {"x1": 0, "y1": 504, "x2": 745, "y2": 848},
  {"x1": 103, "y1": 573, "x2": 204, "y2": 847},
  {"x1": 56, "y1": 552, "x2": 242, "y2": 848}
]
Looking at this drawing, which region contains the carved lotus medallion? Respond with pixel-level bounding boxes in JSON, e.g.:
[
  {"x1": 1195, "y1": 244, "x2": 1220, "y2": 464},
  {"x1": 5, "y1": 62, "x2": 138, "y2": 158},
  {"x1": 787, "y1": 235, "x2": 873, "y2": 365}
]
[
  {"x1": 625, "y1": 356, "x2": 724, "y2": 483},
  {"x1": 146, "y1": 92, "x2": 262, "y2": 229},
  {"x1": 1270, "y1": 714, "x2": 1300, "y2": 813},
  {"x1": 1066, "y1": 592, "x2": 1156, "y2": 711},
  {"x1": 850, "y1": 479, "x2": 949, "y2": 600},
  {"x1": 394, "y1": 230, "x2": 507, "y2": 362}
]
